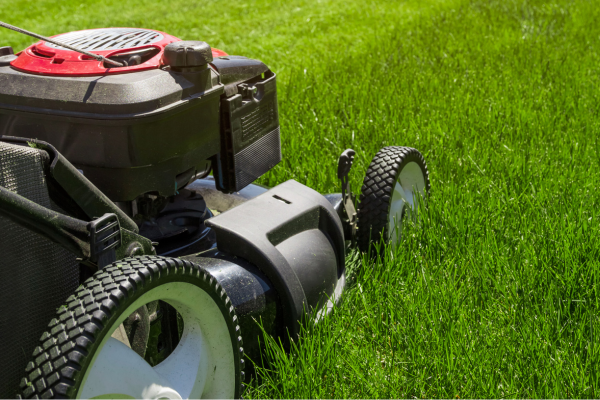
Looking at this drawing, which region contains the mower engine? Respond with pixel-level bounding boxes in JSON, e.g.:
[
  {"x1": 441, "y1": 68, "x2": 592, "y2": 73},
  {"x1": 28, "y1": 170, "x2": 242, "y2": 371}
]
[
  {"x1": 0, "y1": 27, "x2": 283, "y2": 256},
  {"x1": 0, "y1": 27, "x2": 280, "y2": 198}
]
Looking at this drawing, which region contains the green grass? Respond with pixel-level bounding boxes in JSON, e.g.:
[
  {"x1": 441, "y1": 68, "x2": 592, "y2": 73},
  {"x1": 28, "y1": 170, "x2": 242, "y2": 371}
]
[{"x1": 3, "y1": 0, "x2": 600, "y2": 397}]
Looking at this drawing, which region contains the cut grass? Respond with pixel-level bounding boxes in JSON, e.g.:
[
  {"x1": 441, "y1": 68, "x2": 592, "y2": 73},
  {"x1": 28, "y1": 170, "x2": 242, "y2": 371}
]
[{"x1": 2, "y1": 0, "x2": 600, "y2": 397}]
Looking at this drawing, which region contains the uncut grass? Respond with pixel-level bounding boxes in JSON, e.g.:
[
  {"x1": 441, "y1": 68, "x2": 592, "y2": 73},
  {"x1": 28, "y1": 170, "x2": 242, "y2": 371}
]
[
  {"x1": 2, "y1": 0, "x2": 600, "y2": 397},
  {"x1": 250, "y1": 0, "x2": 600, "y2": 398}
]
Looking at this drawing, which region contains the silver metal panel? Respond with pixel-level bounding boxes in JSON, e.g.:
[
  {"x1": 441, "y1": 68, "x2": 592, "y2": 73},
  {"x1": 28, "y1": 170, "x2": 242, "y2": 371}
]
[{"x1": 45, "y1": 28, "x2": 164, "y2": 51}]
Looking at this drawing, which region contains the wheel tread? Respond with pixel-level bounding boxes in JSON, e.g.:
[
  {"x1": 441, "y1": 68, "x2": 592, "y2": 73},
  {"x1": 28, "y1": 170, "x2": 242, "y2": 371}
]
[
  {"x1": 19, "y1": 256, "x2": 245, "y2": 399},
  {"x1": 357, "y1": 146, "x2": 431, "y2": 253}
]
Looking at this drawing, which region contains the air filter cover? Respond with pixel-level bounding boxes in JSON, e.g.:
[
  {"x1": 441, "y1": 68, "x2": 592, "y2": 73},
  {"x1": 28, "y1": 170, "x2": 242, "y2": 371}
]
[{"x1": 218, "y1": 72, "x2": 281, "y2": 193}]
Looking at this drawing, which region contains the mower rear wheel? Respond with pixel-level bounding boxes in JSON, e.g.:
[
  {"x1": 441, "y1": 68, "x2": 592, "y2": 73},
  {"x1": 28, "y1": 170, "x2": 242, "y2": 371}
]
[
  {"x1": 357, "y1": 146, "x2": 430, "y2": 253},
  {"x1": 19, "y1": 256, "x2": 244, "y2": 399}
]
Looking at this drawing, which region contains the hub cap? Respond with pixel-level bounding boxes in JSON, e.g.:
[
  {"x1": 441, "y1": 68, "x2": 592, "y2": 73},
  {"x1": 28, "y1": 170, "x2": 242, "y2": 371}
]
[{"x1": 388, "y1": 162, "x2": 427, "y2": 246}]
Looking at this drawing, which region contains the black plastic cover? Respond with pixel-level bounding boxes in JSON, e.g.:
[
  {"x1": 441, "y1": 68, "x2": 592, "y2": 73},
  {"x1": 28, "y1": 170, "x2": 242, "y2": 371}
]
[
  {"x1": 210, "y1": 56, "x2": 270, "y2": 96},
  {"x1": 205, "y1": 180, "x2": 345, "y2": 336},
  {"x1": 182, "y1": 250, "x2": 282, "y2": 372},
  {"x1": 0, "y1": 54, "x2": 279, "y2": 201},
  {"x1": 216, "y1": 71, "x2": 281, "y2": 193},
  {"x1": 0, "y1": 65, "x2": 223, "y2": 201}
]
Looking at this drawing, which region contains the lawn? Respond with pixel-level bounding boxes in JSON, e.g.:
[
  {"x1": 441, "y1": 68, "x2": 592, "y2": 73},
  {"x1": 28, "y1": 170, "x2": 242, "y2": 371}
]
[{"x1": 2, "y1": 0, "x2": 600, "y2": 397}]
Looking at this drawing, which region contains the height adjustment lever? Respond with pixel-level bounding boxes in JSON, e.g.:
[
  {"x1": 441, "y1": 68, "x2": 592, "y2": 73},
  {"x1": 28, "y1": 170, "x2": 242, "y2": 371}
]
[
  {"x1": 88, "y1": 213, "x2": 121, "y2": 269},
  {"x1": 337, "y1": 149, "x2": 357, "y2": 243}
]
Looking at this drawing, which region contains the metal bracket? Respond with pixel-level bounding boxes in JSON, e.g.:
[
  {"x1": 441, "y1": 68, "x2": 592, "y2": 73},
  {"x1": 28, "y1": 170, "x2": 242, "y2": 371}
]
[{"x1": 337, "y1": 149, "x2": 357, "y2": 244}]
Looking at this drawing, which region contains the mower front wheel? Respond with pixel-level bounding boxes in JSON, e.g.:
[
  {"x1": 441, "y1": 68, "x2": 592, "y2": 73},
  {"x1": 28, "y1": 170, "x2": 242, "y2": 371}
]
[
  {"x1": 357, "y1": 146, "x2": 430, "y2": 253},
  {"x1": 19, "y1": 256, "x2": 244, "y2": 399}
]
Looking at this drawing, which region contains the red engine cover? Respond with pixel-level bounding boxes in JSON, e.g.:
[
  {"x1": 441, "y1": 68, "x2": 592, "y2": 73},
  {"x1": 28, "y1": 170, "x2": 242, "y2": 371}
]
[{"x1": 10, "y1": 27, "x2": 228, "y2": 76}]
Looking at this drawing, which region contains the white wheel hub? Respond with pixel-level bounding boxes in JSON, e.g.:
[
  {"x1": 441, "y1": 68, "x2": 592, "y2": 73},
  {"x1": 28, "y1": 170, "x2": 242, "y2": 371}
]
[
  {"x1": 388, "y1": 161, "x2": 426, "y2": 245},
  {"x1": 78, "y1": 282, "x2": 235, "y2": 399}
]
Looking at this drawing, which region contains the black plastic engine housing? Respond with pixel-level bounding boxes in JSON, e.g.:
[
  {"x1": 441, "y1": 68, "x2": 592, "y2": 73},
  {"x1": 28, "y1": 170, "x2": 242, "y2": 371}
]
[{"x1": 0, "y1": 54, "x2": 280, "y2": 201}]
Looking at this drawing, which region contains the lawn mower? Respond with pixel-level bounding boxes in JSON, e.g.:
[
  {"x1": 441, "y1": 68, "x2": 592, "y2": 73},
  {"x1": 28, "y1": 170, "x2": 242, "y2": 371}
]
[{"x1": 0, "y1": 24, "x2": 431, "y2": 399}]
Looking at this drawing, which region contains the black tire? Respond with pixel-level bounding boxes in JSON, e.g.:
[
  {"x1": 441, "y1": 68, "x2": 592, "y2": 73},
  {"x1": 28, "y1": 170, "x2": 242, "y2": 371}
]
[
  {"x1": 19, "y1": 256, "x2": 244, "y2": 399},
  {"x1": 357, "y1": 146, "x2": 430, "y2": 253}
]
